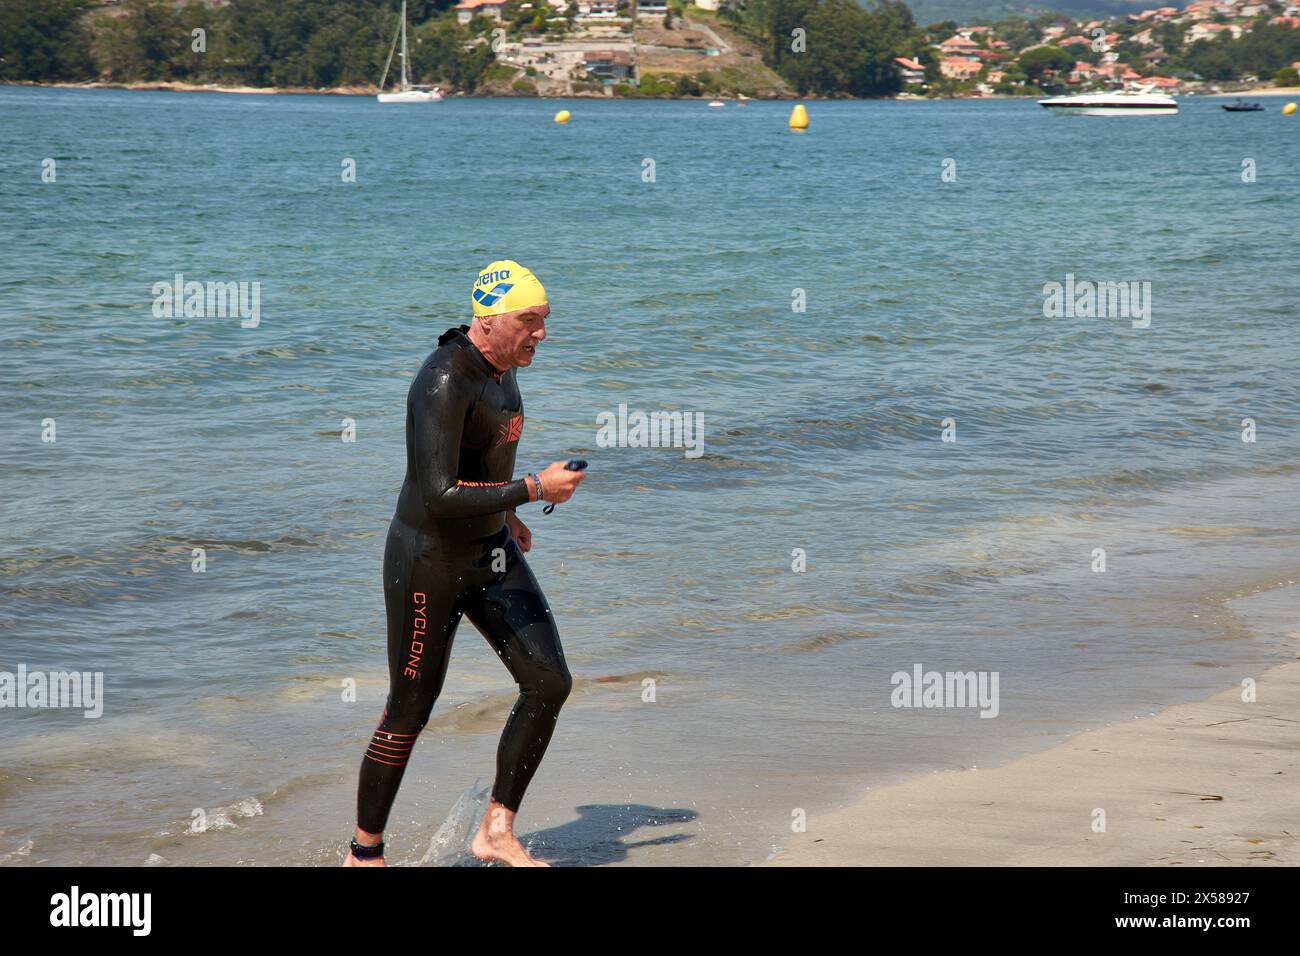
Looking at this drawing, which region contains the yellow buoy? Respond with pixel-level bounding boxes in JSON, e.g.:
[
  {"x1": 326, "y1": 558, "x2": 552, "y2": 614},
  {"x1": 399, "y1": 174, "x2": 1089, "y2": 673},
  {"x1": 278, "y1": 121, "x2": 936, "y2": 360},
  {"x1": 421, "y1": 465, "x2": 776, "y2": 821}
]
[
  {"x1": 1283, "y1": 102, "x2": 1297, "y2": 116},
  {"x1": 789, "y1": 103, "x2": 808, "y2": 130},
  {"x1": 554, "y1": 110, "x2": 571, "y2": 124}
]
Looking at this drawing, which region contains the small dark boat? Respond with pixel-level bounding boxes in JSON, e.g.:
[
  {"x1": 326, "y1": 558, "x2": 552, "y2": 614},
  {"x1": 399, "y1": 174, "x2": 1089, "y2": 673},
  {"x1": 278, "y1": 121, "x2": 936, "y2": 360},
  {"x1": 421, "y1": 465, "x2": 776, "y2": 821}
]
[{"x1": 1222, "y1": 99, "x2": 1264, "y2": 112}]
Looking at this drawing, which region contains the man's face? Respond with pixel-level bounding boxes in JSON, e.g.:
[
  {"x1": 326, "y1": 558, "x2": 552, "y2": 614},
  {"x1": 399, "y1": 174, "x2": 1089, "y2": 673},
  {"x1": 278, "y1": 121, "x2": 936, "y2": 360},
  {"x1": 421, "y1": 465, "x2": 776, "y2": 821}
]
[{"x1": 493, "y1": 304, "x2": 549, "y2": 368}]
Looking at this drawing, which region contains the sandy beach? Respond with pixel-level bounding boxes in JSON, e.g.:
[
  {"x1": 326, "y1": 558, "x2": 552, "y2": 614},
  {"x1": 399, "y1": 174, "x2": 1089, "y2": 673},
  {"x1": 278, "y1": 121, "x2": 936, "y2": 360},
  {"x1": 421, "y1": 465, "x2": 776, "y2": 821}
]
[
  {"x1": 10, "y1": 80, "x2": 375, "y2": 96},
  {"x1": 766, "y1": 586, "x2": 1300, "y2": 867},
  {"x1": 1203, "y1": 87, "x2": 1300, "y2": 98}
]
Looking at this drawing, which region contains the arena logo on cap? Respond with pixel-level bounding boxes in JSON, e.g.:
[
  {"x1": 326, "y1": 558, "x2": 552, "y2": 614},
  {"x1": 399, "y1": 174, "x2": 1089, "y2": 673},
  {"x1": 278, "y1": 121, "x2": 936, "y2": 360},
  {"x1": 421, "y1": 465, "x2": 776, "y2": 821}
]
[{"x1": 473, "y1": 282, "x2": 514, "y2": 308}]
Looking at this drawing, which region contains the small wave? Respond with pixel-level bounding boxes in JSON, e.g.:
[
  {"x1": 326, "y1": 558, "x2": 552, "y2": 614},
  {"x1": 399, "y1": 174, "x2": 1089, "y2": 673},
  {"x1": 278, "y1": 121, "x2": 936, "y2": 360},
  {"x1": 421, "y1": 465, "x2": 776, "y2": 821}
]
[
  {"x1": 1, "y1": 532, "x2": 328, "y2": 589},
  {"x1": 578, "y1": 669, "x2": 669, "y2": 687},
  {"x1": 157, "y1": 796, "x2": 264, "y2": 839},
  {"x1": 746, "y1": 604, "x2": 820, "y2": 623},
  {"x1": 1161, "y1": 526, "x2": 1258, "y2": 537},
  {"x1": 123, "y1": 375, "x2": 195, "y2": 387},
  {"x1": 254, "y1": 347, "x2": 298, "y2": 359},
  {"x1": 780, "y1": 628, "x2": 878, "y2": 654},
  {"x1": 0, "y1": 840, "x2": 35, "y2": 865},
  {"x1": 1040, "y1": 468, "x2": 1172, "y2": 492}
]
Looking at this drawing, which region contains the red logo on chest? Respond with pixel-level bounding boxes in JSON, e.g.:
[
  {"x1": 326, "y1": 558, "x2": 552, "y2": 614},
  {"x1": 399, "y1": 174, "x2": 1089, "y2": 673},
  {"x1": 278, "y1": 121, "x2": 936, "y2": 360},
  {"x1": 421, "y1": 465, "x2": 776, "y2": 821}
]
[{"x1": 496, "y1": 414, "x2": 523, "y2": 447}]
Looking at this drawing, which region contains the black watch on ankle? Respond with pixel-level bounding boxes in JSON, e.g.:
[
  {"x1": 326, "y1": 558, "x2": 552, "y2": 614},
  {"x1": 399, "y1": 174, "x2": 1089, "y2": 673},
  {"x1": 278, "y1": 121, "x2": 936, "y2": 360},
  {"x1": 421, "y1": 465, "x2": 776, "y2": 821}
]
[{"x1": 350, "y1": 838, "x2": 384, "y2": 860}]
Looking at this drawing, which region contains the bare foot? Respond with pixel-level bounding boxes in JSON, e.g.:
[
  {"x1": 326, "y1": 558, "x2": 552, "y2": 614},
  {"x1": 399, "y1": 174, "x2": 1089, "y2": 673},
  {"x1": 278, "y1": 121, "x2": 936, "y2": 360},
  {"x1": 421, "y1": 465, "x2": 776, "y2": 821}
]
[
  {"x1": 471, "y1": 800, "x2": 549, "y2": 867},
  {"x1": 343, "y1": 850, "x2": 386, "y2": 867}
]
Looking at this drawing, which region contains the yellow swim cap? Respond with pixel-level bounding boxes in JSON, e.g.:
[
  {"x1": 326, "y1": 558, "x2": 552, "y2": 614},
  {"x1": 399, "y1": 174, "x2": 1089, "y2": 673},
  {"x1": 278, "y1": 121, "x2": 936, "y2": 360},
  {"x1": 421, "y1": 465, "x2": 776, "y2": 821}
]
[{"x1": 471, "y1": 260, "x2": 547, "y2": 317}]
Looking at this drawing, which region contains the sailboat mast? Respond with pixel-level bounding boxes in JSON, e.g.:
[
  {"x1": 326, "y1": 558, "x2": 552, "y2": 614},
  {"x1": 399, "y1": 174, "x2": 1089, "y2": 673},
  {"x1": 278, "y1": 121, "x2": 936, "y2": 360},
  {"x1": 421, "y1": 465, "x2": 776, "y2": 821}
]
[
  {"x1": 400, "y1": 0, "x2": 410, "y2": 91},
  {"x1": 378, "y1": 4, "x2": 400, "y2": 91}
]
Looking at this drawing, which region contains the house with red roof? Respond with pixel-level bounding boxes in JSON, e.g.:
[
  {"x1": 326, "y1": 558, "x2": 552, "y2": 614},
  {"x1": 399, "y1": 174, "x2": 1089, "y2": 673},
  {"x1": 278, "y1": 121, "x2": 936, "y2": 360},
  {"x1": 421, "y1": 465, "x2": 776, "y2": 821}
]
[
  {"x1": 583, "y1": 50, "x2": 634, "y2": 82},
  {"x1": 455, "y1": 0, "x2": 505, "y2": 23},
  {"x1": 1094, "y1": 62, "x2": 1141, "y2": 83},
  {"x1": 894, "y1": 56, "x2": 925, "y2": 83},
  {"x1": 939, "y1": 57, "x2": 981, "y2": 80},
  {"x1": 1132, "y1": 6, "x2": 1178, "y2": 20},
  {"x1": 938, "y1": 35, "x2": 980, "y2": 56},
  {"x1": 1189, "y1": 22, "x2": 1241, "y2": 41},
  {"x1": 1069, "y1": 61, "x2": 1100, "y2": 83},
  {"x1": 1136, "y1": 75, "x2": 1180, "y2": 88}
]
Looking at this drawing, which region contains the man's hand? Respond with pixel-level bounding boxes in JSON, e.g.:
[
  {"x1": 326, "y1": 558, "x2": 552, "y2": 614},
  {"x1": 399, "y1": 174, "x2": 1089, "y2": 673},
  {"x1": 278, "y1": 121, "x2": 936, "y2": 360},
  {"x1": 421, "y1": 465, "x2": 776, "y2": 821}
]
[
  {"x1": 505, "y1": 512, "x2": 532, "y2": 553},
  {"x1": 536, "y1": 460, "x2": 586, "y2": 504}
]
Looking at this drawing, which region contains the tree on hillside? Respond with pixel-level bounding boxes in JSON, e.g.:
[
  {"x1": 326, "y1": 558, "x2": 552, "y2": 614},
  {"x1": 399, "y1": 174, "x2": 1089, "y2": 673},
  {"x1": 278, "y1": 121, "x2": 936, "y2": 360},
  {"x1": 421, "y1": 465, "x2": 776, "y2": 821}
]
[
  {"x1": 96, "y1": 0, "x2": 193, "y2": 82},
  {"x1": 768, "y1": 0, "x2": 818, "y2": 71},
  {"x1": 410, "y1": 20, "x2": 493, "y2": 90},
  {"x1": 996, "y1": 16, "x2": 1041, "y2": 53},
  {"x1": 1184, "y1": 41, "x2": 1237, "y2": 81},
  {"x1": 1153, "y1": 20, "x2": 1187, "y2": 52},
  {"x1": 1018, "y1": 45, "x2": 1073, "y2": 86},
  {"x1": 1229, "y1": 23, "x2": 1300, "y2": 78},
  {"x1": 785, "y1": 0, "x2": 910, "y2": 96},
  {"x1": 924, "y1": 20, "x2": 957, "y2": 43},
  {"x1": 0, "y1": 0, "x2": 95, "y2": 81}
]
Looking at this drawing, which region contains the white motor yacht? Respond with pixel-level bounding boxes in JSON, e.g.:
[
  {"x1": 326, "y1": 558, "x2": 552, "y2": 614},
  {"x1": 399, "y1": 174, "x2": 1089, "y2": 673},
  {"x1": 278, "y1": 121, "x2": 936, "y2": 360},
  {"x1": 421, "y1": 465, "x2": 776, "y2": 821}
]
[{"x1": 1038, "y1": 87, "x2": 1177, "y2": 116}]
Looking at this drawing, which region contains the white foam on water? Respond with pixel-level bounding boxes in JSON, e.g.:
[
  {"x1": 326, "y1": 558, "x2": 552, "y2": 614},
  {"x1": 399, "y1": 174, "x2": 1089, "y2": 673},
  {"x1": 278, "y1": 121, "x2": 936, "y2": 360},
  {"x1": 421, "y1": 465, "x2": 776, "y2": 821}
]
[{"x1": 416, "y1": 779, "x2": 489, "y2": 866}]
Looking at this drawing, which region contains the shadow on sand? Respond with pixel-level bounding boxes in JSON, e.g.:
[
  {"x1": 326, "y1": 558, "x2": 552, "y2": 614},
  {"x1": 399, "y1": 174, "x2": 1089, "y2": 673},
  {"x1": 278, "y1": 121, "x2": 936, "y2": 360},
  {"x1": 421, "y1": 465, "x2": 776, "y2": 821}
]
[{"x1": 437, "y1": 803, "x2": 699, "y2": 867}]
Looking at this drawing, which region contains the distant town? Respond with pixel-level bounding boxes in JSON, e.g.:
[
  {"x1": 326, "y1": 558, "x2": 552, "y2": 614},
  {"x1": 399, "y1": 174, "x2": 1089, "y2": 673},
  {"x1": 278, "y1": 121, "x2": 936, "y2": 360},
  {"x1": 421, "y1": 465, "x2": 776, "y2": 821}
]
[
  {"x1": 4, "y1": 0, "x2": 1300, "y2": 99},
  {"x1": 901, "y1": 1, "x2": 1300, "y2": 97}
]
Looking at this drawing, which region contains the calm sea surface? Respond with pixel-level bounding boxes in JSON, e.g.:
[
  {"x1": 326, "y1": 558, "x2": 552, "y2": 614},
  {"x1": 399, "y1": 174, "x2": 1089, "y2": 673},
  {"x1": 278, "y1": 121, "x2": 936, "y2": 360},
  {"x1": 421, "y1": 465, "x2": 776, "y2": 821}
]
[{"x1": 2, "y1": 86, "x2": 1299, "y2": 865}]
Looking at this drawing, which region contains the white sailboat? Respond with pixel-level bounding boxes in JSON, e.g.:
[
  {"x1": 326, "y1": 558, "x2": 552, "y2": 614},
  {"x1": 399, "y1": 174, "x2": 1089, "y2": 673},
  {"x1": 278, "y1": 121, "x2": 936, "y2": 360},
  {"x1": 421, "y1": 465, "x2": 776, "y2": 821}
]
[{"x1": 377, "y1": 1, "x2": 441, "y2": 103}]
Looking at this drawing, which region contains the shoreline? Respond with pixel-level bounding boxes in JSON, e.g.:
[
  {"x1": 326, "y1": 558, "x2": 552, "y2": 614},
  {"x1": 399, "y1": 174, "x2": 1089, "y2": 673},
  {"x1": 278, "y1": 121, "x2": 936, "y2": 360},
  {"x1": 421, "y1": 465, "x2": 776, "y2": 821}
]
[
  {"x1": 11, "y1": 80, "x2": 1299, "y2": 102},
  {"x1": 4, "y1": 79, "x2": 378, "y2": 97},
  {"x1": 1201, "y1": 87, "x2": 1300, "y2": 98},
  {"x1": 763, "y1": 583, "x2": 1300, "y2": 867},
  {"x1": 1, "y1": 79, "x2": 771, "y2": 99}
]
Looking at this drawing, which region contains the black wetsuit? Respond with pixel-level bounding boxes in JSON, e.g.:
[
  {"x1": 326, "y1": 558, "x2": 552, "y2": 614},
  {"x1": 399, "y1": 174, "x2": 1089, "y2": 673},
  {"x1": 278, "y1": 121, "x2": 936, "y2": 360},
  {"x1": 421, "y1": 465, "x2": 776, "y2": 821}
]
[{"x1": 355, "y1": 325, "x2": 571, "y2": 834}]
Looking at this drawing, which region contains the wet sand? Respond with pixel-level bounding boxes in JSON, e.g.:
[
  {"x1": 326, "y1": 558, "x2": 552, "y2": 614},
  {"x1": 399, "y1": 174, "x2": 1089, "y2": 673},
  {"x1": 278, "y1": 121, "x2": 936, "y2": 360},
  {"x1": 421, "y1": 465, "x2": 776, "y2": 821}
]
[{"x1": 766, "y1": 589, "x2": 1300, "y2": 867}]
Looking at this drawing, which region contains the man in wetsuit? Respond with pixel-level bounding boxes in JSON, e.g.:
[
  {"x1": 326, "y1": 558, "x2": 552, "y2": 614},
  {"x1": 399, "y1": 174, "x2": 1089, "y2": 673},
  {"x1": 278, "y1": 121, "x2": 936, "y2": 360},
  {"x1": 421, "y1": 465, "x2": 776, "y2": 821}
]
[{"x1": 345, "y1": 260, "x2": 586, "y2": 868}]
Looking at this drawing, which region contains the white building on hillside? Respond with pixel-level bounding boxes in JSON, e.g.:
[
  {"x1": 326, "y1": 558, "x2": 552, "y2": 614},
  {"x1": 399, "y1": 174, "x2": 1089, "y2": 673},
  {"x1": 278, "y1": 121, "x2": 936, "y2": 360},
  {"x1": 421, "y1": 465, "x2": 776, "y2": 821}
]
[
  {"x1": 579, "y1": 0, "x2": 620, "y2": 17},
  {"x1": 455, "y1": 0, "x2": 506, "y2": 24}
]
